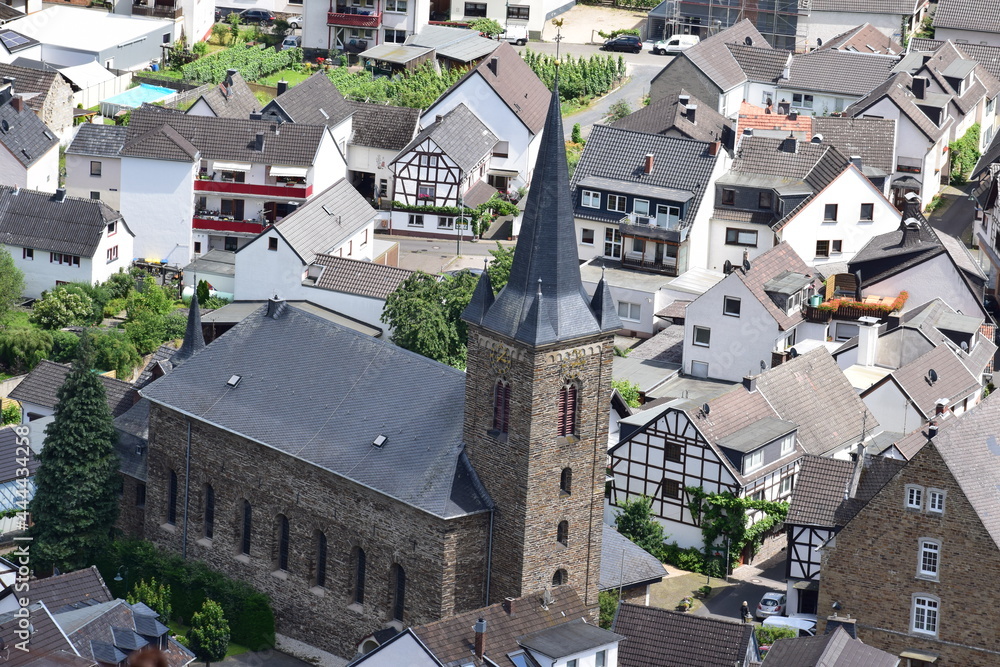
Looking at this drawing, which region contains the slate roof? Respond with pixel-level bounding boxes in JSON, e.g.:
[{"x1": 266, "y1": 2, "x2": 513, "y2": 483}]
[
  {"x1": 470, "y1": 87, "x2": 620, "y2": 346},
  {"x1": 678, "y1": 19, "x2": 771, "y2": 92},
  {"x1": 610, "y1": 90, "x2": 731, "y2": 142},
  {"x1": 809, "y1": 0, "x2": 924, "y2": 14},
  {"x1": 0, "y1": 88, "x2": 57, "y2": 166},
  {"x1": 0, "y1": 63, "x2": 64, "y2": 116},
  {"x1": 347, "y1": 101, "x2": 419, "y2": 150},
  {"x1": 261, "y1": 71, "x2": 353, "y2": 127},
  {"x1": 911, "y1": 38, "x2": 1000, "y2": 82},
  {"x1": 815, "y1": 23, "x2": 902, "y2": 55},
  {"x1": 193, "y1": 70, "x2": 257, "y2": 120},
  {"x1": 731, "y1": 242, "x2": 813, "y2": 331},
  {"x1": 732, "y1": 136, "x2": 848, "y2": 193},
  {"x1": 183, "y1": 248, "x2": 235, "y2": 278},
  {"x1": 763, "y1": 625, "x2": 899, "y2": 666},
  {"x1": 65, "y1": 123, "x2": 126, "y2": 158},
  {"x1": 909, "y1": 41, "x2": 1000, "y2": 116},
  {"x1": 31, "y1": 567, "x2": 113, "y2": 613},
  {"x1": 786, "y1": 454, "x2": 904, "y2": 527},
  {"x1": 114, "y1": 397, "x2": 149, "y2": 481},
  {"x1": 846, "y1": 72, "x2": 950, "y2": 142},
  {"x1": 518, "y1": 619, "x2": 623, "y2": 659},
  {"x1": 406, "y1": 25, "x2": 499, "y2": 63},
  {"x1": 785, "y1": 50, "x2": 899, "y2": 97},
  {"x1": 0, "y1": 602, "x2": 81, "y2": 666},
  {"x1": 254, "y1": 177, "x2": 375, "y2": 265},
  {"x1": 10, "y1": 360, "x2": 136, "y2": 417},
  {"x1": 134, "y1": 342, "x2": 177, "y2": 390},
  {"x1": 600, "y1": 524, "x2": 666, "y2": 590},
  {"x1": 124, "y1": 105, "x2": 326, "y2": 166},
  {"x1": 308, "y1": 254, "x2": 415, "y2": 299},
  {"x1": 412, "y1": 586, "x2": 591, "y2": 666},
  {"x1": 612, "y1": 602, "x2": 755, "y2": 667},
  {"x1": 725, "y1": 43, "x2": 790, "y2": 83},
  {"x1": 570, "y1": 124, "x2": 719, "y2": 233},
  {"x1": 885, "y1": 344, "x2": 981, "y2": 418},
  {"x1": 933, "y1": 0, "x2": 1000, "y2": 34},
  {"x1": 394, "y1": 103, "x2": 496, "y2": 173},
  {"x1": 0, "y1": 185, "x2": 126, "y2": 257},
  {"x1": 812, "y1": 116, "x2": 896, "y2": 175},
  {"x1": 0, "y1": 425, "x2": 38, "y2": 481},
  {"x1": 141, "y1": 301, "x2": 491, "y2": 519}
]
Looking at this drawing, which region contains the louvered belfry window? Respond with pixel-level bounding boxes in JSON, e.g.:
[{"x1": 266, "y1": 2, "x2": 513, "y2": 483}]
[
  {"x1": 557, "y1": 383, "x2": 578, "y2": 437},
  {"x1": 493, "y1": 379, "x2": 511, "y2": 433}
]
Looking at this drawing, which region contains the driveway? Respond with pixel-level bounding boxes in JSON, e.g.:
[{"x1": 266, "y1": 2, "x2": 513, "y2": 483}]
[
  {"x1": 695, "y1": 552, "x2": 788, "y2": 623},
  {"x1": 925, "y1": 182, "x2": 978, "y2": 243}
]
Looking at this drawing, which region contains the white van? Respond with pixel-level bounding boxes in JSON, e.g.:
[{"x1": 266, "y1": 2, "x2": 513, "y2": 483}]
[
  {"x1": 652, "y1": 34, "x2": 699, "y2": 55},
  {"x1": 498, "y1": 25, "x2": 528, "y2": 45},
  {"x1": 281, "y1": 35, "x2": 302, "y2": 51},
  {"x1": 762, "y1": 615, "x2": 817, "y2": 637}
]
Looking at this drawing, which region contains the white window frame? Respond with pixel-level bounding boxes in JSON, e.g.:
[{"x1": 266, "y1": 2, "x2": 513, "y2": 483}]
[
  {"x1": 693, "y1": 325, "x2": 710, "y2": 347},
  {"x1": 604, "y1": 228, "x2": 622, "y2": 258},
  {"x1": 779, "y1": 475, "x2": 793, "y2": 496},
  {"x1": 928, "y1": 489, "x2": 945, "y2": 513},
  {"x1": 633, "y1": 199, "x2": 650, "y2": 216},
  {"x1": 744, "y1": 449, "x2": 764, "y2": 473},
  {"x1": 607, "y1": 194, "x2": 627, "y2": 212},
  {"x1": 780, "y1": 433, "x2": 795, "y2": 455},
  {"x1": 792, "y1": 92, "x2": 814, "y2": 109},
  {"x1": 417, "y1": 154, "x2": 439, "y2": 168},
  {"x1": 407, "y1": 214, "x2": 424, "y2": 228},
  {"x1": 723, "y1": 296, "x2": 741, "y2": 317},
  {"x1": 384, "y1": 0, "x2": 407, "y2": 11},
  {"x1": 417, "y1": 184, "x2": 435, "y2": 199},
  {"x1": 437, "y1": 216, "x2": 455, "y2": 230},
  {"x1": 617, "y1": 301, "x2": 641, "y2": 321},
  {"x1": 906, "y1": 484, "x2": 924, "y2": 510},
  {"x1": 917, "y1": 539, "x2": 940, "y2": 580},
  {"x1": 726, "y1": 227, "x2": 758, "y2": 246},
  {"x1": 690, "y1": 360, "x2": 709, "y2": 377},
  {"x1": 581, "y1": 189, "x2": 601, "y2": 209},
  {"x1": 911, "y1": 595, "x2": 939, "y2": 636},
  {"x1": 581, "y1": 228, "x2": 595, "y2": 245}
]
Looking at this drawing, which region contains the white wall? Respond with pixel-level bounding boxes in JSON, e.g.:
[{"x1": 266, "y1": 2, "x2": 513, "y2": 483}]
[
  {"x1": 774, "y1": 87, "x2": 857, "y2": 116},
  {"x1": 185, "y1": 0, "x2": 214, "y2": 43},
  {"x1": 0, "y1": 43, "x2": 40, "y2": 64},
  {"x1": 862, "y1": 379, "x2": 923, "y2": 434},
  {"x1": 312, "y1": 130, "x2": 348, "y2": 193},
  {"x1": 25, "y1": 144, "x2": 58, "y2": 193},
  {"x1": 934, "y1": 27, "x2": 1000, "y2": 48},
  {"x1": 526, "y1": 644, "x2": 618, "y2": 667},
  {"x1": 581, "y1": 277, "x2": 667, "y2": 337},
  {"x1": 866, "y1": 253, "x2": 981, "y2": 316},
  {"x1": 65, "y1": 154, "x2": 122, "y2": 210},
  {"x1": 686, "y1": 152, "x2": 731, "y2": 271},
  {"x1": 347, "y1": 143, "x2": 397, "y2": 199},
  {"x1": 234, "y1": 232, "x2": 305, "y2": 301},
  {"x1": 802, "y1": 11, "x2": 905, "y2": 46},
  {"x1": 707, "y1": 218, "x2": 775, "y2": 271},
  {"x1": 120, "y1": 156, "x2": 197, "y2": 264}
]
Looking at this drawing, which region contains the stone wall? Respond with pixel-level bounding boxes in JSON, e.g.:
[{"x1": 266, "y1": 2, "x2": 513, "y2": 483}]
[
  {"x1": 116, "y1": 474, "x2": 146, "y2": 538},
  {"x1": 818, "y1": 443, "x2": 1000, "y2": 666},
  {"x1": 143, "y1": 403, "x2": 490, "y2": 658}
]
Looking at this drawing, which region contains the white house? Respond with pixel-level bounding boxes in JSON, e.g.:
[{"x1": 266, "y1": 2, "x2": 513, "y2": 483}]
[
  {"x1": 346, "y1": 100, "x2": 419, "y2": 202},
  {"x1": 775, "y1": 50, "x2": 899, "y2": 117},
  {"x1": 0, "y1": 187, "x2": 134, "y2": 298},
  {"x1": 0, "y1": 78, "x2": 57, "y2": 193},
  {"x1": 797, "y1": 0, "x2": 928, "y2": 48},
  {"x1": 300, "y1": 0, "x2": 430, "y2": 54},
  {"x1": 932, "y1": 0, "x2": 1000, "y2": 48},
  {"x1": 64, "y1": 124, "x2": 126, "y2": 210}
]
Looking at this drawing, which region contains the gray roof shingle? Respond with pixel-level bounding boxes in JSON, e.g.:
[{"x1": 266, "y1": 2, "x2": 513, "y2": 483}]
[
  {"x1": 911, "y1": 38, "x2": 1000, "y2": 82},
  {"x1": 846, "y1": 72, "x2": 950, "y2": 142},
  {"x1": 613, "y1": 603, "x2": 755, "y2": 667},
  {"x1": 786, "y1": 455, "x2": 904, "y2": 527},
  {"x1": 0, "y1": 425, "x2": 38, "y2": 482},
  {"x1": 932, "y1": 0, "x2": 1000, "y2": 34},
  {"x1": 405, "y1": 25, "x2": 498, "y2": 63},
  {"x1": 140, "y1": 302, "x2": 491, "y2": 519},
  {"x1": 812, "y1": 116, "x2": 896, "y2": 175},
  {"x1": 114, "y1": 398, "x2": 149, "y2": 481},
  {"x1": 261, "y1": 71, "x2": 353, "y2": 127},
  {"x1": 725, "y1": 43, "x2": 790, "y2": 83},
  {"x1": 679, "y1": 19, "x2": 770, "y2": 92},
  {"x1": 886, "y1": 344, "x2": 981, "y2": 418},
  {"x1": 309, "y1": 255, "x2": 415, "y2": 299},
  {"x1": 785, "y1": 50, "x2": 899, "y2": 97},
  {"x1": 731, "y1": 242, "x2": 812, "y2": 331},
  {"x1": 9, "y1": 360, "x2": 136, "y2": 417},
  {"x1": 394, "y1": 103, "x2": 496, "y2": 173},
  {"x1": 600, "y1": 524, "x2": 666, "y2": 590},
  {"x1": 610, "y1": 89, "x2": 731, "y2": 142},
  {"x1": 0, "y1": 91, "x2": 57, "y2": 166},
  {"x1": 0, "y1": 185, "x2": 126, "y2": 256},
  {"x1": 0, "y1": 603, "x2": 81, "y2": 666},
  {"x1": 347, "y1": 101, "x2": 419, "y2": 150},
  {"x1": 0, "y1": 63, "x2": 63, "y2": 115},
  {"x1": 193, "y1": 70, "x2": 258, "y2": 120},
  {"x1": 66, "y1": 123, "x2": 127, "y2": 158},
  {"x1": 809, "y1": 0, "x2": 924, "y2": 14},
  {"x1": 732, "y1": 135, "x2": 848, "y2": 190},
  {"x1": 815, "y1": 23, "x2": 902, "y2": 55},
  {"x1": 517, "y1": 619, "x2": 624, "y2": 659},
  {"x1": 29, "y1": 567, "x2": 113, "y2": 613},
  {"x1": 763, "y1": 625, "x2": 900, "y2": 666}
]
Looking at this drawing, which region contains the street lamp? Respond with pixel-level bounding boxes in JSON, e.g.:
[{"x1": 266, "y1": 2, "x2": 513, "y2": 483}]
[{"x1": 113, "y1": 566, "x2": 128, "y2": 593}]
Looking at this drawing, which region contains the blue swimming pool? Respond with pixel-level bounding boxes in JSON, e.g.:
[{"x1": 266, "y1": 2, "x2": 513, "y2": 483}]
[{"x1": 103, "y1": 83, "x2": 176, "y2": 107}]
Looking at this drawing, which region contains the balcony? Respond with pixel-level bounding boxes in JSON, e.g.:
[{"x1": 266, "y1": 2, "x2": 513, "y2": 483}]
[
  {"x1": 194, "y1": 179, "x2": 312, "y2": 200},
  {"x1": 132, "y1": 2, "x2": 182, "y2": 18},
  {"x1": 328, "y1": 10, "x2": 382, "y2": 27},
  {"x1": 193, "y1": 216, "x2": 268, "y2": 235},
  {"x1": 621, "y1": 250, "x2": 678, "y2": 276},
  {"x1": 617, "y1": 216, "x2": 682, "y2": 242},
  {"x1": 803, "y1": 292, "x2": 909, "y2": 324}
]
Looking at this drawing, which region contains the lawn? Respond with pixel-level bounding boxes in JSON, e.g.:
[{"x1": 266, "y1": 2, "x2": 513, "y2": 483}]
[
  {"x1": 255, "y1": 68, "x2": 310, "y2": 87},
  {"x1": 168, "y1": 620, "x2": 251, "y2": 658}
]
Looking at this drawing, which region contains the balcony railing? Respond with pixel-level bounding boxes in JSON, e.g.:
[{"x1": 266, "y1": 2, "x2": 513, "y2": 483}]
[
  {"x1": 803, "y1": 292, "x2": 909, "y2": 324},
  {"x1": 194, "y1": 179, "x2": 311, "y2": 199},
  {"x1": 618, "y1": 216, "x2": 681, "y2": 241},
  {"x1": 132, "y1": 2, "x2": 182, "y2": 18},
  {"x1": 328, "y1": 10, "x2": 382, "y2": 27},
  {"x1": 193, "y1": 217, "x2": 267, "y2": 234},
  {"x1": 621, "y1": 252, "x2": 678, "y2": 276}
]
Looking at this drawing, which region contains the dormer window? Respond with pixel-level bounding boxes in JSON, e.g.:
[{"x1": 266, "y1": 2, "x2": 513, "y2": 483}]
[
  {"x1": 581, "y1": 190, "x2": 600, "y2": 209},
  {"x1": 607, "y1": 194, "x2": 626, "y2": 212},
  {"x1": 758, "y1": 191, "x2": 772, "y2": 209},
  {"x1": 744, "y1": 448, "x2": 764, "y2": 473}
]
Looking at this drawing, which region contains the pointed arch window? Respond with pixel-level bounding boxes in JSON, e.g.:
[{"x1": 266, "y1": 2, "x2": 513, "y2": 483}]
[
  {"x1": 240, "y1": 500, "x2": 252, "y2": 556},
  {"x1": 557, "y1": 382, "x2": 579, "y2": 437},
  {"x1": 493, "y1": 379, "x2": 511, "y2": 433},
  {"x1": 314, "y1": 531, "x2": 327, "y2": 588},
  {"x1": 390, "y1": 563, "x2": 406, "y2": 622}
]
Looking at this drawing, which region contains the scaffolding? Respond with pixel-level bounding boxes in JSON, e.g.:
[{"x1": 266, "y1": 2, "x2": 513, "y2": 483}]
[{"x1": 650, "y1": 0, "x2": 808, "y2": 51}]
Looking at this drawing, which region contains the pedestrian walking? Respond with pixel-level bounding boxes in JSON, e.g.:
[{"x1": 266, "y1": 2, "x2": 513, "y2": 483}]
[{"x1": 740, "y1": 600, "x2": 750, "y2": 623}]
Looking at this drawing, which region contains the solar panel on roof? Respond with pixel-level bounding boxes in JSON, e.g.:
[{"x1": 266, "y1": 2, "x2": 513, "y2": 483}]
[{"x1": 0, "y1": 32, "x2": 29, "y2": 49}]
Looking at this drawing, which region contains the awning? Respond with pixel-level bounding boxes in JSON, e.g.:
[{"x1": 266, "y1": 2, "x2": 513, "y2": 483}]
[
  {"x1": 213, "y1": 161, "x2": 252, "y2": 172},
  {"x1": 269, "y1": 165, "x2": 309, "y2": 178},
  {"x1": 487, "y1": 168, "x2": 519, "y2": 177},
  {"x1": 792, "y1": 580, "x2": 820, "y2": 591},
  {"x1": 900, "y1": 650, "x2": 938, "y2": 662}
]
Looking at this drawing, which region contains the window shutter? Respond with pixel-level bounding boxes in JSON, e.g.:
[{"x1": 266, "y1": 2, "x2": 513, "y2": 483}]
[
  {"x1": 565, "y1": 385, "x2": 577, "y2": 436},
  {"x1": 557, "y1": 387, "x2": 568, "y2": 436}
]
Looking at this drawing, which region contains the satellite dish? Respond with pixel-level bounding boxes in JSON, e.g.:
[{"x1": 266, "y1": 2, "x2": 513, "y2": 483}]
[
  {"x1": 961, "y1": 340, "x2": 969, "y2": 351},
  {"x1": 743, "y1": 258, "x2": 751, "y2": 273},
  {"x1": 723, "y1": 259, "x2": 733, "y2": 274},
  {"x1": 816, "y1": 37, "x2": 823, "y2": 47},
  {"x1": 789, "y1": 347, "x2": 799, "y2": 358},
  {"x1": 702, "y1": 403, "x2": 711, "y2": 415},
  {"x1": 760, "y1": 360, "x2": 766, "y2": 371},
  {"x1": 928, "y1": 369, "x2": 938, "y2": 384},
  {"x1": 744, "y1": 36, "x2": 753, "y2": 46}
]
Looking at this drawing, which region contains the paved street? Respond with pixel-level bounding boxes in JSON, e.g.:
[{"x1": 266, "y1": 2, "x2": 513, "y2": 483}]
[
  {"x1": 925, "y1": 182, "x2": 978, "y2": 243},
  {"x1": 694, "y1": 553, "x2": 787, "y2": 624},
  {"x1": 392, "y1": 234, "x2": 514, "y2": 274}
]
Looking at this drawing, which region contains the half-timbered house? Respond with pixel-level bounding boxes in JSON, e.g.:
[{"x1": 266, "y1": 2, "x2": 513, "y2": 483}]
[
  {"x1": 608, "y1": 347, "x2": 878, "y2": 554},
  {"x1": 388, "y1": 103, "x2": 498, "y2": 239}
]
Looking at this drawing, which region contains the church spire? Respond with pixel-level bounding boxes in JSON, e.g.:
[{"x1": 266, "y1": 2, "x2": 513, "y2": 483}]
[
  {"x1": 171, "y1": 291, "x2": 206, "y2": 366},
  {"x1": 471, "y1": 84, "x2": 620, "y2": 346},
  {"x1": 462, "y1": 261, "x2": 495, "y2": 326}
]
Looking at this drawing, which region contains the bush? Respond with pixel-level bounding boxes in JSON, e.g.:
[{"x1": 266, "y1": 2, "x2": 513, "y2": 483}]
[
  {"x1": 90, "y1": 330, "x2": 142, "y2": 379},
  {"x1": 163, "y1": 312, "x2": 188, "y2": 341},
  {"x1": 597, "y1": 28, "x2": 640, "y2": 39},
  {"x1": 49, "y1": 330, "x2": 81, "y2": 363},
  {"x1": 124, "y1": 309, "x2": 167, "y2": 355},
  {"x1": 607, "y1": 99, "x2": 632, "y2": 122},
  {"x1": 598, "y1": 590, "x2": 619, "y2": 629},
  {"x1": 192, "y1": 41, "x2": 209, "y2": 56},
  {"x1": 756, "y1": 625, "x2": 797, "y2": 648},
  {"x1": 30, "y1": 288, "x2": 94, "y2": 329},
  {"x1": 0, "y1": 328, "x2": 52, "y2": 372},
  {"x1": 949, "y1": 123, "x2": 980, "y2": 185},
  {"x1": 611, "y1": 379, "x2": 641, "y2": 408},
  {"x1": 1, "y1": 403, "x2": 18, "y2": 425},
  {"x1": 661, "y1": 541, "x2": 708, "y2": 574}
]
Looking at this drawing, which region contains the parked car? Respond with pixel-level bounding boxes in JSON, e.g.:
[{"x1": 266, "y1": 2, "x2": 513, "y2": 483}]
[
  {"x1": 281, "y1": 35, "x2": 301, "y2": 50},
  {"x1": 286, "y1": 14, "x2": 303, "y2": 29},
  {"x1": 756, "y1": 592, "x2": 787, "y2": 620},
  {"x1": 498, "y1": 25, "x2": 528, "y2": 45},
  {"x1": 239, "y1": 8, "x2": 276, "y2": 25},
  {"x1": 602, "y1": 35, "x2": 642, "y2": 53},
  {"x1": 652, "y1": 34, "x2": 699, "y2": 55}
]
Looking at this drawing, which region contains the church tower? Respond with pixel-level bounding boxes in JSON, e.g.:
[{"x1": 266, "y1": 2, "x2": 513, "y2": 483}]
[{"x1": 461, "y1": 85, "x2": 621, "y2": 606}]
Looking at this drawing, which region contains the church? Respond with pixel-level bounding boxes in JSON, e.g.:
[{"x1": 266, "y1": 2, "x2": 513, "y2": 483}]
[{"x1": 126, "y1": 84, "x2": 623, "y2": 658}]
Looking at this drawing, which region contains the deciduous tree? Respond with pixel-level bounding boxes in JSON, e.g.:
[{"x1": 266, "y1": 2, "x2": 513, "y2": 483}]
[
  {"x1": 614, "y1": 495, "x2": 666, "y2": 558},
  {"x1": 188, "y1": 599, "x2": 230, "y2": 666},
  {"x1": 0, "y1": 246, "x2": 23, "y2": 327}
]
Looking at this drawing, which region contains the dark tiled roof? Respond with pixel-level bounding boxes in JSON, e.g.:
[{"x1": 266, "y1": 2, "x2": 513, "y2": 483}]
[
  {"x1": 812, "y1": 116, "x2": 896, "y2": 175},
  {"x1": 600, "y1": 524, "x2": 666, "y2": 590},
  {"x1": 763, "y1": 625, "x2": 899, "y2": 666},
  {"x1": 810, "y1": 0, "x2": 923, "y2": 14},
  {"x1": 0, "y1": 603, "x2": 80, "y2": 666},
  {"x1": 0, "y1": 63, "x2": 62, "y2": 115},
  {"x1": 406, "y1": 25, "x2": 499, "y2": 63},
  {"x1": 613, "y1": 602, "x2": 755, "y2": 667},
  {"x1": 347, "y1": 101, "x2": 419, "y2": 150},
  {"x1": 141, "y1": 302, "x2": 491, "y2": 519},
  {"x1": 10, "y1": 360, "x2": 136, "y2": 417},
  {"x1": 785, "y1": 455, "x2": 854, "y2": 526},
  {"x1": 733, "y1": 242, "x2": 812, "y2": 331},
  {"x1": 685, "y1": 390, "x2": 781, "y2": 484},
  {"x1": 262, "y1": 71, "x2": 353, "y2": 127},
  {"x1": 711, "y1": 207, "x2": 775, "y2": 225},
  {"x1": 56, "y1": 600, "x2": 193, "y2": 667},
  {"x1": 194, "y1": 70, "x2": 257, "y2": 120},
  {"x1": 309, "y1": 255, "x2": 415, "y2": 299},
  {"x1": 30, "y1": 567, "x2": 112, "y2": 612},
  {"x1": 66, "y1": 123, "x2": 127, "y2": 158},
  {"x1": 125, "y1": 105, "x2": 326, "y2": 166},
  {"x1": 0, "y1": 426, "x2": 38, "y2": 481},
  {"x1": 471, "y1": 88, "x2": 619, "y2": 346},
  {"x1": 610, "y1": 89, "x2": 731, "y2": 142},
  {"x1": 887, "y1": 344, "x2": 980, "y2": 418},
  {"x1": 464, "y1": 180, "x2": 497, "y2": 208},
  {"x1": 571, "y1": 124, "x2": 719, "y2": 232},
  {"x1": 849, "y1": 216, "x2": 947, "y2": 286},
  {"x1": 518, "y1": 619, "x2": 623, "y2": 659},
  {"x1": 120, "y1": 122, "x2": 199, "y2": 163},
  {"x1": 0, "y1": 91, "x2": 57, "y2": 166},
  {"x1": 677, "y1": 19, "x2": 770, "y2": 91},
  {"x1": 815, "y1": 23, "x2": 902, "y2": 55},
  {"x1": 725, "y1": 43, "x2": 790, "y2": 83},
  {"x1": 115, "y1": 398, "x2": 149, "y2": 481},
  {"x1": 914, "y1": 41, "x2": 1000, "y2": 116},
  {"x1": 932, "y1": 0, "x2": 1000, "y2": 34},
  {"x1": 412, "y1": 586, "x2": 591, "y2": 665},
  {"x1": 732, "y1": 136, "x2": 848, "y2": 191},
  {"x1": 134, "y1": 343, "x2": 177, "y2": 390},
  {"x1": 0, "y1": 185, "x2": 125, "y2": 256},
  {"x1": 911, "y1": 38, "x2": 1000, "y2": 82},
  {"x1": 395, "y1": 103, "x2": 496, "y2": 173},
  {"x1": 785, "y1": 50, "x2": 899, "y2": 97},
  {"x1": 846, "y1": 72, "x2": 950, "y2": 142}
]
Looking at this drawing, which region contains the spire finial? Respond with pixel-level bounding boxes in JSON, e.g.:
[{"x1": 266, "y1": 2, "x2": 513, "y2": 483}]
[{"x1": 536, "y1": 277, "x2": 543, "y2": 298}]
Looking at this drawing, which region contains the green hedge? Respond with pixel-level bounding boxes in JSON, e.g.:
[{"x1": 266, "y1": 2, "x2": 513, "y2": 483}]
[
  {"x1": 95, "y1": 539, "x2": 276, "y2": 650},
  {"x1": 181, "y1": 43, "x2": 303, "y2": 84}
]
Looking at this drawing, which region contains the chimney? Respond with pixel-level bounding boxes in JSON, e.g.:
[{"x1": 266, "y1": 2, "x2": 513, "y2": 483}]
[
  {"x1": 912, "y1": 76, "x2": 927, "y2": 99},
  {"x1": 254, "y1": 132, "x2": 265, "y2": 151},
  {"x1": 780, "y1": 133, "x2": 798, "y2": 153},
  {"x1": 935, "y1": 399, "x2": 949, "y2": 416},
  {"x1": 742, "y1": 375, "x2": 757, "y2": 393},
  {"x1": 826, "y1": 616, "x2": 858, "y2": 639},
  {"x1": 266, "y1": 296, "x2": 287, "y2": 319},
  {"x1": 54, "y1": 187, "x2": 67, "y2": 203},
  {"x1": 276, "y1": 80, "x2": 288, "y2": 96},
  {"x1": 488, "y1": 56, "x2": 499, "y2": 76},
  {"x1": 678, "y1": 93, "x2": 690, "y2": 106},
  {"x1": 708, "y1": 140, "x2": 720, "y2": 156},
  {"x1": 900, "y1": 217, "x2": 921, "y2": 247},
  {"x1": 436, "y1": 114, "x2": 444, "y2": 124},
  {"x1": 928, "y1": 420, "x2": 939, "y2": 438},
  {"x1": 502, "y1": 597, "x2": 516, "y2": 615},
  {"x1": 811, "y1": 133, "x2": 824, "y2": 143},
  {"x1": 857, "y1": 316, "x2": 880, "y2": 366},
  {"x1": 250, "y1": 111, "x2": 262, "y2": 120},
  {"x1": 846, "y1": 442, "x2": 865, "y2": 499},
  {"x1": 788, "y1": 111, "x2": 798, "y2": 121},
  {"x1": 473, "y1": 618, "x2": 487, "y2": 659},
  {"x1": 225, "y1": 68, "x2": 237, "y2": 84},
  {"x1": 902, "y1": 191, "x2": 922, "y2": 219},
  {"x1": 686, "y1": 104, "x2": 697, "y2": 123},
  {"x1": 849, "y1": 155, "x2": 863, "y2": 171},
  {"x1": 643, "y1": 153, "x2": 654, "y2": 174},
  {"x1": 777, "y1": 100, "x2": 790, "y2": 114},
  {"x1": 10, "y1": 96, "x2": 21, "y2": 112}
]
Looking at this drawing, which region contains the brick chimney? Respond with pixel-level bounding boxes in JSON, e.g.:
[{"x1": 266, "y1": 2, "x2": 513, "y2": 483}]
[
  {"x1": 643, "y1": 153, "x2": 654, "y2": 174},
  {"x1": 10, "y1": 96, "x2": 21, "y2": 112},
  {"x1": 276, "y1": 80, "x2": 288, "y2": 96},
  {"x1": 502, "y1": 597, "x2": 516, "y2": 615},
  {"x1": 473, "y1": 618, "x2": 487, "y2": 659},
  {"x1": 780, "y1": 133, "x2": 798, "y2": 154},
  {"x1": 708, "y1": 140, "x2": 720, "y2": 156},
  {"x1": 742, "y1": 375, "x2": 757, "y2": 393}
]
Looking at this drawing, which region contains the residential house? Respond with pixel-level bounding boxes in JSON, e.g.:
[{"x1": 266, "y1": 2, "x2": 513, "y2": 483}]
[
  {"x1": 0, "y1": 186, "x2": 134, "y2": 298},
  {"x1": 681, "y1": 242, "x2": 820, "y2": 382},
  {"x1": 649, "y1": 20, "x2": 788, "y2": 118},
  {"x1": 775, "y1": 50, "x2": 899, "y2": 116},
  {"x1": 64, "y1": 124, "x2": 126, "y2": 209},
  {"x1": 30, "y1": 567, "x2": 114, "y2": 611},
  {"x1": 974, "y1": 136, "x2": 1000, "y2": 293},
  {"x1": 736, "y1": 100, "x2": 814, "y2": 139},
  {"x1": 608, "y1": 346, "x2": 877, "y2": 550},
  {"x1": 183, "y1": 69, "x2": 257, "y2": 119},
  {"x1": 911, "y1": 38, "x2": 1000, "y2": 82},
  {"x1": 124, "y1": 0, "x2": 215, "y2": 49},
  {"x1": 9, "y1": 360, "x2": 136, "y2": 424},
  {"x1": 0, "y1": 62, "x2": 73, "y2": 137},
  {"x1": 0, "y1": 427, "x2": 37, "y2": 535},
  {"x1": 347, "y1": 100, "x2": 420, "y2": 201},
  {"x1": 613, "y1": 602, "x2": 759, "y2": 667},
  {"x1": 762, "y1": 626, "x2": 900, "y2": 665},
  {"x1": 292, "y1": 256, "x2": 413, "y2": 331},
  {"x1": 818, "y1": 391, "x2": 1000, "y2": 665},
  {"x1": 797, "y1": 0, "x2": 928, "y2": 50},
  {"x1": 259, "y1": 71, "x2": 355, "y2": 157},
  {"x1": 611, "y1": 90, "x2": 733, "y2": 142},
  {"x1": 932, "y1": 0, "x2": 1000, "y2": 48},
  {"x1": 646, "y1": 0, "x2": 800, "y2": 51},
  {"x1": 422, "y1": 42, "x2": 551, "y2": 197},
  {"x1": 783, "y1": 454, "x2": 906, "y2": 617},
  {"x1": 812, "y1": 22, "x2": 902, "y2": 55},
  {"x1": 357, "y1": 25, "x2": 498, "y2": 70},
  {"x1": 811, "y1": 116, "x2": 898, "y2": 195},
  {"x1": 571, "y1": 124, "x2": 725, "y2": 274},
  {"x1": 0, "y1": 601, "x2": 92, "y2": 666},
  {"x1": 388, "y1": 103, "x2": 498, "y2": 239},
  {"x1": 0, "y1": 77, "x2": 57, "y2": 192},
  {"x1": 600, "y1": 525, "x2": 665, "y2": 606},
  {"x1": 300, "y1": 0, "x2": 429, "y2": 57}
]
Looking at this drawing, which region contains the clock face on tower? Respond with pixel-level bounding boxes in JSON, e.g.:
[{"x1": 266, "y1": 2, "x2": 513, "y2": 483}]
[
  {"x1": 559, "y1": 348, "x2": 587, "y2": 380},
  {"x1": 488, "y1": 344, "x2": 512, "y2": 376}
]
